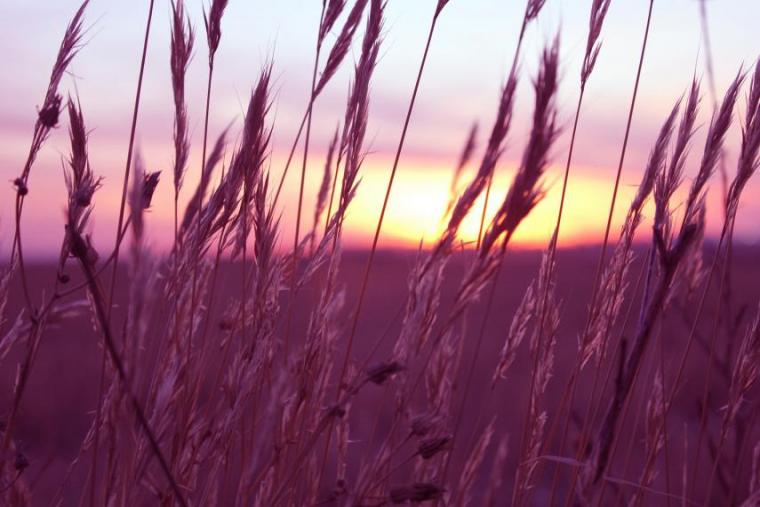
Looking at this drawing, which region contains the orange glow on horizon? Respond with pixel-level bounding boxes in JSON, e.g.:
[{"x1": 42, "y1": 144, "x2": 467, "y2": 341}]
[
  {"x1": 1, "y1": 143, "x2": 737, "y2": 260},
  {"x1": 299, "y1": 156, "x2": 645, "y2": 252},
  {"x1": 3, "y1": 0, "x2": 759, "y2": 261}
]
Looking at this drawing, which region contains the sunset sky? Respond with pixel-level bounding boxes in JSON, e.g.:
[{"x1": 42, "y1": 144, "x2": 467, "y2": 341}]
[{"x1": 2, "y1": 0, "x2": 760, "y2": 258}]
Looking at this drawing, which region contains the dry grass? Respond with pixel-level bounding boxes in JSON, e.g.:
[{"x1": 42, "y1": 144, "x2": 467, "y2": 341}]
[{"x1": 2, "y1": 0, "x2": 760, "y2": 506}]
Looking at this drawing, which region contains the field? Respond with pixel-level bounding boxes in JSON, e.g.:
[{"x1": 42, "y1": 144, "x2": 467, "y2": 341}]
[
  {"x1": 2, "y1": 0, "x2": 760, "y2": 505},
  {"x1": 4, "y1": 248, "x2": 760, "y2": 505}
]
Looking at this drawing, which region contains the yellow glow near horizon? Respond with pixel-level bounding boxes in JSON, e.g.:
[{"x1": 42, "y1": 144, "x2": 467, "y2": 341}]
[
  {"x1": 2, "y1": 147, "x2": 723, "y2": 258},
  {"x1": 328, "y1": 158, "x2": 642, "y2": 251}
]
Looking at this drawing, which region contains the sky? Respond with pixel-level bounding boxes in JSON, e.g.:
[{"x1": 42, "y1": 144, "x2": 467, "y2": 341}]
[{"x1": 2, "y1": 0, "x2": 760, "y2": 259}]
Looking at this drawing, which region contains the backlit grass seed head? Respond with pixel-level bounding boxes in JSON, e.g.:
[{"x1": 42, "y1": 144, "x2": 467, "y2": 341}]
[
  {"x1": 170, "y1": 0, "x2": 194, "y2": 192},
  {"x1": 435, "y1": 0, "x2": 451, "y2": 18},
  {"x1": 230, "y1": 65, "x2": 273, "y2": 256},
  {"x1": 366, "y1": 361, "x2": 404, "y2": 385},
  {"x1": 526, "y1": 0, "x2": 547, "y2": 21},
  {"x1": 129, "y1": 155, "x2": 159, "y2": 240},
  {"x1": 39, "y1": 95, "x2": 63, "y2": 129},
  {"x1": 659, "y1": 80, "x2": 700, "y2": 205},
  {"x1": 39, "y1": 1, "x2": 88, "y2": 129},
  {"x1": 320, "y1": 0, "x2": 348, "y2": 44},
  {"x1": 141, "y1": 171, "x2": 161, "y2": 210},
  {"x1": 204, "y1": 0, "x2": 228, "y2": 60},
  {"x1": 64, "y1": 98, "x2": 101, "y2": 254},
  {"x1": 418, "y1": 434, "x2": 452, "y2": 459},
  {"x1": 313, "y1": 126, "x2": 339, "y2": 241},
  {"x1": 390, "y1": 483, "x2": 445, "y2": 504},
  {"x1": 335, "y1": 0, "x2": 383, "y2": 218},
  {"x1": 581, "y1": 0, "x2": 612, "y2": 87},
  {"x1": 180, "y1": 129, "x2": 228, "y2": 235},
  {"x1": 315, "y1": 0, "x2": 369, "y2": 97},
  {"x1": 18, "y1": 0, "x2": 88, "y2": 200},
  {"x1": 654, "y1": 89, "x2": 697, "y2": 236},
  {"x1": 13, "y1": 178, "x2": 28, "y2": 196},
  {"x1": 580, "y1": 102, "x2": 679, "y2": 368},
  {"x1": 409, "y1": 413, "x2": 446, "y2": 438},
  {"x1": 481, "y1": 37, "x2": 560, "y2": 255},
  {"x1": 685, "y1": 68, "x2": 744, "y2": 223},
  {"x1": 446, "y1": 75, "x2": 517, "y2": 245},
  {"x1": 726, "y1": 58, "x2": 760, "y2": 220},
  {"x1": 440, "y1": 122, "x2": 479, "y2": 227},
  {"x1": 65, "y1": 97, "x2": 100, "y2": 211},
  {"x1": 640, "y1": 99, "x2": 681, "y2": 227},
  {"x1": 493, "y1": 280, "x2": 535, "y2": 385}
]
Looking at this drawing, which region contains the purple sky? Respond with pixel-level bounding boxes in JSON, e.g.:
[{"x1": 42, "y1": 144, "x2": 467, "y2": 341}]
[{"x1": 2, "y1": 0, "x2": 760, "y2": 258}]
